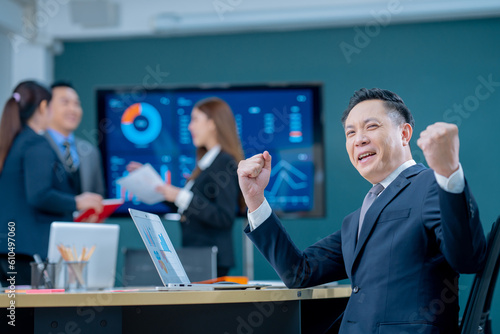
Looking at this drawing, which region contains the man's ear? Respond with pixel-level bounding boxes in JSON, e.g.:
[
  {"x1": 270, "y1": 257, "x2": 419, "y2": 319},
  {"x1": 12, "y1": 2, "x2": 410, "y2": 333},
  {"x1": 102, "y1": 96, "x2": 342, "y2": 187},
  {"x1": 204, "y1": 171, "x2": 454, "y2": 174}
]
[
  {"x1": 38, "y1": 99, "x2": 48, "y2": 116},
  {"x1": 401, "y1": 123, "x2": 413, "y2": 146}
]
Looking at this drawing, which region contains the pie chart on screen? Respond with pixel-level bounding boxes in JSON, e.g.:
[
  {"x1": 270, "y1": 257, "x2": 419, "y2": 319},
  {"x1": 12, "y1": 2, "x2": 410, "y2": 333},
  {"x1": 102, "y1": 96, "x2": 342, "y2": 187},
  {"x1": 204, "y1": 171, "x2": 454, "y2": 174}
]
[{"x1": 121, "y1": 103, "x2": 162, "y2": 146}]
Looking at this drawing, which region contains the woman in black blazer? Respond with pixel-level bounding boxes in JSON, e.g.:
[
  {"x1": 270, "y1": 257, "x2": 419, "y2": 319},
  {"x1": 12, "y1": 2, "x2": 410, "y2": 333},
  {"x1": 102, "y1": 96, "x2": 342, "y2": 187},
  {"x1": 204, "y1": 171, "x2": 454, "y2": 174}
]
[
  {"x1": 0, "y1": 81, "x2": 102, "y2": 286},
  {"x1": 128, "y1": 97, "x2": 245, "y2": 277}
]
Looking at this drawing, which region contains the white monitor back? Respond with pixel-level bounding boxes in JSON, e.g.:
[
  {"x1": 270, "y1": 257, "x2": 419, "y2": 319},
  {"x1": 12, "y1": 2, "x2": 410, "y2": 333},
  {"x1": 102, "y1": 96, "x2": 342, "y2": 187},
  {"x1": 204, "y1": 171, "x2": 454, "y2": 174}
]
[{"x1": 47, "y1": 222, "x2": 120, "y2": 289}]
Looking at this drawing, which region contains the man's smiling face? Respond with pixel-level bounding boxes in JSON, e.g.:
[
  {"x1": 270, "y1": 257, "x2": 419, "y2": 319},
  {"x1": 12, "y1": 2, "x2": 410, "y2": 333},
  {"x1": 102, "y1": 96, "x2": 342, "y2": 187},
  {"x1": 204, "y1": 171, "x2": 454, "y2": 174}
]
[{"x1": 344, "y1": 99, "x2": 412, "y2": 184}]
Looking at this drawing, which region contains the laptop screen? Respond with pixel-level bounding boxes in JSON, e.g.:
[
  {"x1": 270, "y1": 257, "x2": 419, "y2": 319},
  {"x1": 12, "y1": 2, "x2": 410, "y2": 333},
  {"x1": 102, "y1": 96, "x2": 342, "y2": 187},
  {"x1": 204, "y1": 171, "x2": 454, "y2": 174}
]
[{"x1": 129, "y1": 208, "x2": 190, "y2": 285}]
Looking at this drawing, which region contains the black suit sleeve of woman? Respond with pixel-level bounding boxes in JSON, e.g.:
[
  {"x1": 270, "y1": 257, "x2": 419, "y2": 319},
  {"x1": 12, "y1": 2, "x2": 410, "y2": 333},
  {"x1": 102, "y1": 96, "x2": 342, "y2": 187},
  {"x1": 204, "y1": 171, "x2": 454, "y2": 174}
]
[
  {"x1": 24, "y1": 139, "x2": 77, "y2": 213},
  {"x1": 182, "y1": 153, "x2": 239, "y2": 229}
]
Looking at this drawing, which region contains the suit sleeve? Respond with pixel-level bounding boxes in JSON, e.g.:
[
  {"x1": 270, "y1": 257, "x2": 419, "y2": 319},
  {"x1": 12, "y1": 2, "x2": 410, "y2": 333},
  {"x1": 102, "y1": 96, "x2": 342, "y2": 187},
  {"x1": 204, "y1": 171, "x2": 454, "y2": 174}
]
[
  {"x1": 90, "y1": 146, "x2": 106, "y2": 196},
  {"x1": 182, "y1": 156, "x2": 239, "y2": 229},
  {"x1": 423, "y1": 177, "x2": 486, "y2": 273},
  {"x1": 246, "y1": 213, "x2": 347, "y2": 288},
  {"x1": 77, "y1": 139, "x2": 106, "y2": 196},
  {"x1": 24, "y1": 142, "x2": 77, "y2": 214}
]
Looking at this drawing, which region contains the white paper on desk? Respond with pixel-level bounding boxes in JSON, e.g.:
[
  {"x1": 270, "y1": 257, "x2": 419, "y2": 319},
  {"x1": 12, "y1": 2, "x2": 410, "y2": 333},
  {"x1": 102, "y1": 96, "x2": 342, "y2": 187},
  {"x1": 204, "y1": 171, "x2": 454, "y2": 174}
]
[{"x1": 116, "y1": 163, "x2": 165, "y2": 205}]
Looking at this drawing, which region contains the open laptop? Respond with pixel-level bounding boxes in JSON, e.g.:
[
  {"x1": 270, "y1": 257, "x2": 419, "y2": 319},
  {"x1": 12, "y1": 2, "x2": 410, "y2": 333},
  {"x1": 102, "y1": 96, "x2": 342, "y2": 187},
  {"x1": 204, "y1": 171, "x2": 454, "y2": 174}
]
[
  {"x1": 128, "y1": 208, "x2": 266, "y2": 290},
  {"x1": 47, "y1": 222, "x2": 120, "y2": 289}
]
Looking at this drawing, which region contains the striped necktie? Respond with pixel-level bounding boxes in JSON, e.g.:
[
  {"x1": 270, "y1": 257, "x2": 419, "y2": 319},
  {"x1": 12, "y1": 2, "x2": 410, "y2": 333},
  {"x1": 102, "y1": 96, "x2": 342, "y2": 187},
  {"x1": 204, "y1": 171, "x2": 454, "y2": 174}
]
[{"x1": 63, "y1": 141, "x2": 77, "y2": 172}]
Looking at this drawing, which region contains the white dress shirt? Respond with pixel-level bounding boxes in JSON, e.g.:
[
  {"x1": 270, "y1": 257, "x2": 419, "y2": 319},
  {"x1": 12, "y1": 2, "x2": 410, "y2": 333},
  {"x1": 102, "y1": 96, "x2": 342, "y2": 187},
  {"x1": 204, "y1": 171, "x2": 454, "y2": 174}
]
[
  {"x1": 248, "y1": 160, "x2": 465, "y2": 231},
  {"x1": 175, "y1": 145, "x2": 221, "y2": 213}
]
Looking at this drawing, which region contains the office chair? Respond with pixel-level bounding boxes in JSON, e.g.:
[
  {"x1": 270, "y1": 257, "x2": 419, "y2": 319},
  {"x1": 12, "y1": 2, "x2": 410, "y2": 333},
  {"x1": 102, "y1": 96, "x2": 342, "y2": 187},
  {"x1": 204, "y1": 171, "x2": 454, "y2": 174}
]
[
  {"x1": 122, "y1": 246, "x2": 218, "y2": 286},
  {"x1": 177, "y1": 246, "x2": 218, "y2": 282},
  {"x1": 121, "y1": 248, "x2": 163, "y2": 286},
  {"x1": 460, "y1": 216, "x2": 500, "y2": 334}
]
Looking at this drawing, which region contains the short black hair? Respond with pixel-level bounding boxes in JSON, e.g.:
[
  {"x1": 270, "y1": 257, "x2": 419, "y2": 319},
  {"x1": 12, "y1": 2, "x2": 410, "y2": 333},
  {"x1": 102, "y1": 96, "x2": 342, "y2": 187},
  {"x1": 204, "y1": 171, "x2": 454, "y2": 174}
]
[
  {"x1": 51, "y1": 81, "x2": 74, "y2": 90},
  {"x1": 341, "y1": 88, "x2": 415, "y2": 128}
]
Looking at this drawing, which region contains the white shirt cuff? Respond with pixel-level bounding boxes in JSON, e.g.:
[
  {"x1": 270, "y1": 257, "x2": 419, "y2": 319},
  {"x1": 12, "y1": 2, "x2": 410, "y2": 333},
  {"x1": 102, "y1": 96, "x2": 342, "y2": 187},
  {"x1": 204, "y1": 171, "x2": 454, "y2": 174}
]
[
  {"x1": 248, "y1": 198, "x2": 272, "y2": 231},
  {"x1": 434, "y1": 163, "x2": 465, "y2": 194},
  {"x1": 175, "y1": 189, "x2": 194, "y2": 213}
]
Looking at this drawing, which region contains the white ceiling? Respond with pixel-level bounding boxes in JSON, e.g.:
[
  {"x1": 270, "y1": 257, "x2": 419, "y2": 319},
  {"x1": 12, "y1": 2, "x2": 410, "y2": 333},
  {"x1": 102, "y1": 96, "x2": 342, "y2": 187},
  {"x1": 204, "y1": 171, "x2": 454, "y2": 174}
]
[{"x1": 12, "y1": 0, "x2": 500, "y2": 42}]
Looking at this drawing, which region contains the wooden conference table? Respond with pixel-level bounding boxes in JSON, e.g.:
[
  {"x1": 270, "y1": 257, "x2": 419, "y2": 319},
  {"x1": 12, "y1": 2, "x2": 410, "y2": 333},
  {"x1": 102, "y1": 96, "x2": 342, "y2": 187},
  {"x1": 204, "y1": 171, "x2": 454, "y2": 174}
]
[{"x1": 0, "y1": 285, "x2": 351, "y2": 333}]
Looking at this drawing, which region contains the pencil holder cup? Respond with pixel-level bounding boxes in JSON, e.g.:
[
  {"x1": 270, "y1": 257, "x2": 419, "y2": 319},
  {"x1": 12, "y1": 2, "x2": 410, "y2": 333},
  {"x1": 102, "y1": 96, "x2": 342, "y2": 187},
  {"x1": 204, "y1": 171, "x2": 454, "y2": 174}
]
[
  {"x1": 30, "y1": 262, "x2": 56, "y2": 288},
  {"x1": 63, "y1": 261, "x2": 88, "y2": 291}
]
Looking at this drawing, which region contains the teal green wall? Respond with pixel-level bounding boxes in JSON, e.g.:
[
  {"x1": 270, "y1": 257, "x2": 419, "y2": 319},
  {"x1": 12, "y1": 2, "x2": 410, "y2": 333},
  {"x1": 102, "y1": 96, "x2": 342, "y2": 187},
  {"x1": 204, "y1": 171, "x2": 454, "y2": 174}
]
[{"x1": 55, "y1": 18, "x2": 500, "y2": 329}]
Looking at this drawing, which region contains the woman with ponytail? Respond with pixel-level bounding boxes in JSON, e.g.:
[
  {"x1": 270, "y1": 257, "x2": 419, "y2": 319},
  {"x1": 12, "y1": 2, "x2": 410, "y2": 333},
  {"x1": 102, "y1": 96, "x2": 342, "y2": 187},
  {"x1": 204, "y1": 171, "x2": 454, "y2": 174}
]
[{"x1": 0, "y1": 81, "x2": 103, "y2": 285}]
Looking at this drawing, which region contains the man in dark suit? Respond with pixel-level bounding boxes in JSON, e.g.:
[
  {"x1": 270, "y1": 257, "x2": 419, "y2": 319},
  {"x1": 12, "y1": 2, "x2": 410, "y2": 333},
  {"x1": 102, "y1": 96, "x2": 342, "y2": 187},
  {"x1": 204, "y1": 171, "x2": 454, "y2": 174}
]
[
  {"x1": 45, "y1": 81, "x2": 105, "y2": 196},
  {"x1": 237, "y1": 88, "x2": 486, "y2": 333}
]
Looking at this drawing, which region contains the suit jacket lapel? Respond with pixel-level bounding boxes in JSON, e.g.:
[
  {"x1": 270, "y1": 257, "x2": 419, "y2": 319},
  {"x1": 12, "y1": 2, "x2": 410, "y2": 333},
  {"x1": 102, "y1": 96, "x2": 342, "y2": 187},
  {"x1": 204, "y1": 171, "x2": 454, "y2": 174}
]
[
  {"x1": 44, "y1": 132, "x2": 66, "y2": 164},
  {"x1": 75, "y1": 138, "x2": 90, "y2": 190},
  {"x1": 350, "y1": 164, "x2": 426, "y2": 272},
  {"x1": 343, "y1": 208, "x2": 361, "y2": 276},
  {"x1": 191, "y1": 153, "x2": 220, "y2": 192}
]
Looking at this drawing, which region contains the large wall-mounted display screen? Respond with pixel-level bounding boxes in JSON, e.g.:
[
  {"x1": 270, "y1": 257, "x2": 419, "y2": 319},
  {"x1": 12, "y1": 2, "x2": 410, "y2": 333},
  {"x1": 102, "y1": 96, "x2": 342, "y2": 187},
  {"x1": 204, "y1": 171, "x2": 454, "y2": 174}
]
[{"x1": 97, "y1": 84, "x2": 324, "y2": 218}]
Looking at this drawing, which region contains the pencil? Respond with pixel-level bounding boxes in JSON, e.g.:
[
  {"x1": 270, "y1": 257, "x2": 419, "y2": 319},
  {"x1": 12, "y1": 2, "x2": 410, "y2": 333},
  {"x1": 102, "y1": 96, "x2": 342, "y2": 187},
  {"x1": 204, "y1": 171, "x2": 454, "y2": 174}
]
[
  {"x1": 80, "y1": 247, "x2": 86, "y2": 262},
  {"x1": 84, "y1": 245, "x2": 96, "y2": 261}
]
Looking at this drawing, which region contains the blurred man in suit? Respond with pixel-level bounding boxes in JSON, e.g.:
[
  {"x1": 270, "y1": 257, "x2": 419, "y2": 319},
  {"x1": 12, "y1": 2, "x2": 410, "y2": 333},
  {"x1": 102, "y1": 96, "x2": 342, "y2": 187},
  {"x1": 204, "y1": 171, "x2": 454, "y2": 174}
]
[
  {"x1": 45, "y1": 81, "x2": 105, "y2": 196},
  {"x1": 237, "y1": 88, "x2": 486, "y2": 333}
]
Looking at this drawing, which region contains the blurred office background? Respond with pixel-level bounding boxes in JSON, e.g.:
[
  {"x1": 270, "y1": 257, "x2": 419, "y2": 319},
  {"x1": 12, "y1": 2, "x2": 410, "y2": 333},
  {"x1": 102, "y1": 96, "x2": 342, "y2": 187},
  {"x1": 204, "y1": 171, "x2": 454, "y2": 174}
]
[{"x1": 1, "y1": 0, "x2": 499, "y2": 329}]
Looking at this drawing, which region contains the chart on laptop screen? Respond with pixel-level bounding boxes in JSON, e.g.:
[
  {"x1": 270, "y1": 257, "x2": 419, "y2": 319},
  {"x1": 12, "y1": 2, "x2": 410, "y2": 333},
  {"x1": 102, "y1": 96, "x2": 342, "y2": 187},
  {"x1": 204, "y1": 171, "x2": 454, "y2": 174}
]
[{"x1": 131, "y1": 211, "x2": 189, "y2": 284}]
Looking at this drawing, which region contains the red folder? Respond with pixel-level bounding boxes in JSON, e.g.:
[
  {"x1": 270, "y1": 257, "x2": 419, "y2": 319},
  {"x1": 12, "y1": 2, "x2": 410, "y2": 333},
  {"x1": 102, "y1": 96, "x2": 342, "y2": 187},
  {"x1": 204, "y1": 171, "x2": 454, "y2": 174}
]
[{"x1": 74, "y1": 198, "x2": 124, "y2": 223}]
